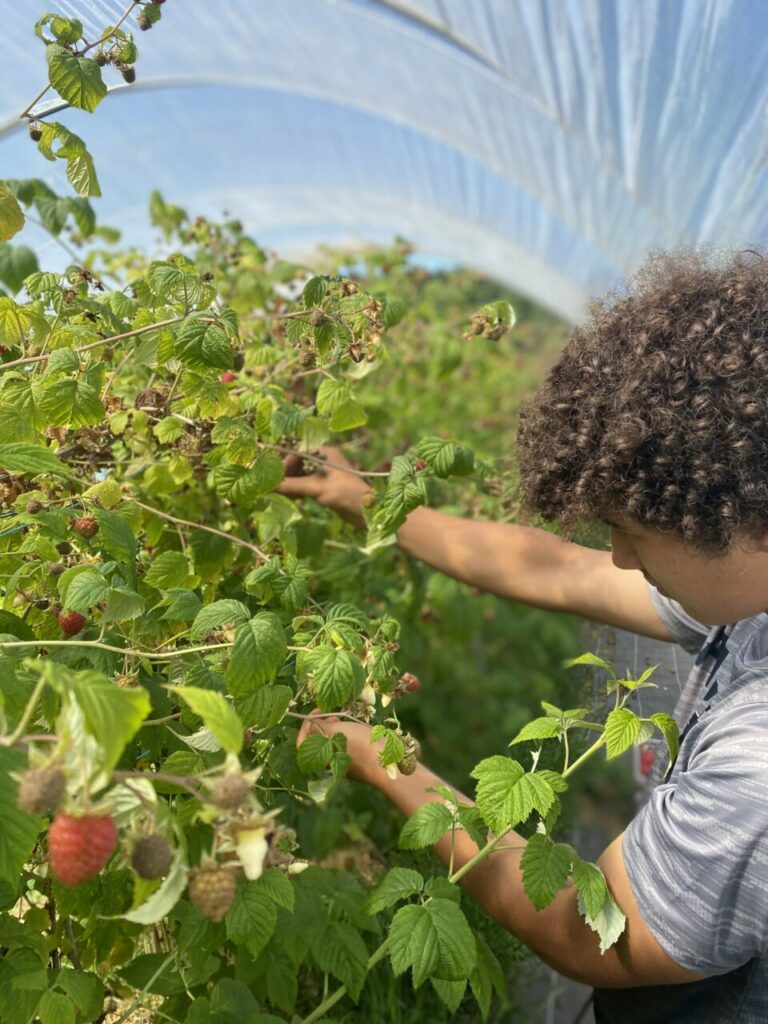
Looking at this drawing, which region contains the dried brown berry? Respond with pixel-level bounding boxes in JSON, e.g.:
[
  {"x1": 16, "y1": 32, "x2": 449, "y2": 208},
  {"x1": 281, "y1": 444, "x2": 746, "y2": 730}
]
[
  {"x1": 210, "y1": 774, "x2": 250, "y2": 810},
  {"x1": 72, "y1": 516, "x2": 99, "y2": 539},
  {"x1": 55, "y1": 541, "x2": 73, "y2": 556},
  {"x1": 28, "y1": 123, "x2": 43, "y2": 142},
  {"x1": 17, "y1": 765, "x2": 66, "y2": 815},
  {"x1": 49, "y1": 562, "x2": 66, "y2": 577},
  {"x1": 131, "y1": 835, "x2": 174, "y2": 879},
  {"x1": 121, "y1": 66, "x2": 136, "y2": 84},
  {"x1": 94, "y1": 51, "x2": 107, "y2": 66},
  {"x1": 187, "y1": 866, "x2": 236, "y2": 922},
  {"x1": 137, "y1": 14, "x2": 152, "y2": 29},
  {"x1": 26, "y1": 499, "x2": 43, "y2": 514},
  {"x1": 310, "y1": 308, "x2": 328, "y2": 327}
]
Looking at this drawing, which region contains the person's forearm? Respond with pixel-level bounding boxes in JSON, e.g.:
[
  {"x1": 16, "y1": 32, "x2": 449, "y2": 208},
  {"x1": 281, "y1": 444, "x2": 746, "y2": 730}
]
[
  {"x1": 364, "y1": 761, "x2": 650, "y2": 988},
  {"x1": 396, "y1": 507, "x2": 585, "y2": 609}
]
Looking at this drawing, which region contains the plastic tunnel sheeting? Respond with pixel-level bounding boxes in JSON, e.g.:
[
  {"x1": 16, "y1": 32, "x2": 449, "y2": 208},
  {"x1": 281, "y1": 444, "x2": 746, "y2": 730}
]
[{"x1": 2, "y1": 0, "x2": 768, "y2": 321}]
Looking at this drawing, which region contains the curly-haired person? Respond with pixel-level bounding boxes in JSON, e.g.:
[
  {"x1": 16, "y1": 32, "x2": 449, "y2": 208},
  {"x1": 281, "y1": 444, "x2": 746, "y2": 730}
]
[{"x1": 279, "y1": 249, "x2": 768, "y2": 1024}]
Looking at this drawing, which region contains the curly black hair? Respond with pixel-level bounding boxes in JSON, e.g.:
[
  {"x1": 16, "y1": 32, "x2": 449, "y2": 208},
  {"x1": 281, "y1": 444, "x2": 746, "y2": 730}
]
[{"x1": 515, "y1": 249, "x2": 768, "y2": 554}]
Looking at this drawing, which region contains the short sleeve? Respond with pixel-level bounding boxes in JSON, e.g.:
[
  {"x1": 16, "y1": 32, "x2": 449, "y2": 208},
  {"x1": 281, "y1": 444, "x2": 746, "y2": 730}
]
[
  {"x1": 646, "y1": 582, "x2": 711, "y2": 655},
  {"x1": 622, "y1": 703, "x2": 768, "y2": 975}
]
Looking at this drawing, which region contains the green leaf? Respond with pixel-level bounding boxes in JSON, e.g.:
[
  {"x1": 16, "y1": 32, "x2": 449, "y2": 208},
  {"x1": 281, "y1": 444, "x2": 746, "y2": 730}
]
[
  {"x1": 578, "y1": 889, "x2": 627, "y2": 954},
  {"x1": 311, "y1": 920, "x2": 369, "y2": 1001},
  {"x1": 46, "y1": 45, "x2": 106, "y2": 112},
  {"x1": 366, "y1": 867, "x2": 423, "y2": 914},
  {"x1": 190, "y1": 599, "x2": 251, "y2": 639},
  {"x1": 70, "y1": 671, "x2": 151, "y2": 772},
  {"x1": 399, "y1": 802, "x2": 454, "y2": 850},
  {"x1": 0, "y1": 748, "x2": 42, "y2": 887},
  {"x1": 250, "y1": 450, "x2": 285, "y2": 494},
  {"x1": 176, "y1": 317, "x2": 233, "y2": 370},
  {"x1": 469, "y1": 934, "x2": 506, "y2": 1021},
  {"x1": 153, "y1": 417, "x2": 185, "y2": 443},
  {"x1": 520, "y1": 834, "x2": 574, "y2": 910},
  {"x1": 431, "y1": 978, "x2": 466, "y2": 1012},
  {"x1": 61, "y1": 568, "x2": 110, "y2": 613},
  {"x1": 167, "y1": 686, "x2": 243, "y2": 754},
  {"x1": 162, "y1": 588, "x2": 202, "y2": 622},
  {"x1": 0, "y1": 189, "x2": 24, "y2": 242},
  {"x1": 65, "y1": 148, "x2": 100, "y2": 199},
  {"x1": 563, "y1": 651, "x2": 614, "y2": 673},
  {"x1": 604, "y1": 708, "x2": 642, "y2": 759},
  {"x1": 389, "y1": 899, "x2": 475, "y2": 988},
  {"x1": 316, "y1": 378, "x2": 350, "y2": 414},
  {"x1": 94, "y1": 509, "x2": 137, "y2": 567},
  {"x1": 257, "y1": 867, "x2": 294, "y2": 912},
  {"x1": 226, "y1": 612, "x2": 287, "y2": 696},
  {"x1": 37, "y1": 990, "x2": 75, "y2": 1024},
  {"x1": 54, "y1": 970, "x2": 104, "y2": 1021},
  {"x1": 237, "y1": 684, "x2": 292, "y2": 729},
  {"x1": 572, "y1": 858, "x2": 608, "y2": 921},
  {"x1": 509, "y1": 717, "x2": 562, "y2": 744},
  {"x1": 36, "y1": 378, "x2": 105, "y2": 427},
  {"x1": 370, "y1": 725, "x2": 405, "y2": 767},
  {"x1": 123, "y1": 850, "x2": 187, "y2": 925},
  {"x1": 329, "y1": 398, "x2": 367, "y2": 432},
  {"x1": 0, "y1": 245, "x2": 38, "y2": 294},
  {"x1": 104, "y1": 586, "x2": 145, "y2": 622},
  {"x1": 302, "y1": 646, "x2": 365, "y2": 711},
  {"x1": 0, "y1": 443, "x2": 71, "y2": 477},
  {"x1": 470, "y1": 756, "x2": 557, "y2": 833},
  {"x1": 650, "y1": 712, "x2": 679, "y2": 764},
  {"x1": 226, "y1": 879, "x2": 277, "y2": 956},
  {"x1": 296, "y1": 734, "x2": 335, "y2": 775},
  {"x1": 144, "y1": 550, "x2": 192, "y2": 590},
  {"x1": 416, "y1": 436, "x2": 474, "y2": 478}
]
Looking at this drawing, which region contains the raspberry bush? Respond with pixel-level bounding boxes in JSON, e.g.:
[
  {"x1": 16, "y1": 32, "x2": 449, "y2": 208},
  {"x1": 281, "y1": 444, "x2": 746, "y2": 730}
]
[{"x1": 0, "y1": 7, "x2": 681, "y2": 1021}]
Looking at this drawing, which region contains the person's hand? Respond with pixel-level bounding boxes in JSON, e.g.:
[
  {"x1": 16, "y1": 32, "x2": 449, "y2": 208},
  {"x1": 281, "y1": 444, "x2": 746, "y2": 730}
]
[
  {"x1": 276, "y1": 445, "x2": 373, "y2": 527},
  {"x1": 296, "y1": 711, "x2": 384, "y2": 784}
]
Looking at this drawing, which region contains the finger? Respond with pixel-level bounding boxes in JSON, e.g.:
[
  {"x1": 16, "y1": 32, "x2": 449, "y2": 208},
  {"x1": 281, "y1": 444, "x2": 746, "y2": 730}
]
[{"x1": 275, "y1": 475, "x2": 326, "y2": 498}]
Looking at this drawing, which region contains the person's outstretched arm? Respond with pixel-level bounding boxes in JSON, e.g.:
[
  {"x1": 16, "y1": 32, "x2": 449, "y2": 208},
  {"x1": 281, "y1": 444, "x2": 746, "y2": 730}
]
[
  {"x1": 277, "y1": 447, "x2": 674, "y2": 642},
  {"x1": 297, "y1": 716, "x2": 705, "y2": 990}
]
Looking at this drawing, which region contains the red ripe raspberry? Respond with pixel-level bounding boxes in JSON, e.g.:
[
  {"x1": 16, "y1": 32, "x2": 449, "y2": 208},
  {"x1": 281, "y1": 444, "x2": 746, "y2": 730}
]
[
  {"x1": 400, "y1": 672, "x2": 421, "y2": 693},
  {"x1": 58, "y1": 610, "x2": 87, "y2": 635},
  {"x1": 220, "y1": 371, "x2": 237, "y2": 383},
  {"x1": 72, "y1": 516, "x2": 99, "y2": 539},
  {"x1": 48, "y1": 813, "x2": 118, "y2": 885}
]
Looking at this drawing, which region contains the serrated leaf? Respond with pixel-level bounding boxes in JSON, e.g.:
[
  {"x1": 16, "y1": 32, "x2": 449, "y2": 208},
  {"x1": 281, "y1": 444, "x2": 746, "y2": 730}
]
[
  {"x1": 61, "y1": 567, "x2": 109, "y2": 613},
  {"x1": 37, "y1": 989, "x2": 75, "y2": 1024},
  {"x1": 431, "y1": 978, "x2": 466, "y2": 1012},
  {"x1": 0, "y1": 443, "x2": 71, "y2": 477},
  {"x1": 46, "y1": 45, "x2": 106, "y2": 111},
  {"x1": 226, "y1": 612, "x2": 287, "y2": 696},
  {"x1": 257, "y1": 868, "x2": 294, "y2": 911},
  {"x1": 389, "y1": 898, "x2": 475, "y2": 988},
  {"x1": 399, "y1": 802, "x2": 453, "y2": 850},
  {"x1": 301, "y1": 646, "x2": 364, "y2": 711},
  {"x1": 70, "y1": 670, "x2": 151, "y2": 772},
  {"x1": 153, "y1": 417, "x2": 185, "y2": 443},
  {"x1": 329, "y1": 398, "x2": 367, "y2": 432},
  {"x1": 563, "y1": 652, "x2": 614, "y2": 673},
  {"x1": 0, "y1": 748, "x2": 42, "y2": 887},
  {"x1": 238, "y1": 684, "x2": 292, "y2": 730},
  {"x1": 470, "y1": 756, "x2": 556, "y2": 833},
  {"x1": 366, "y1": 867, "x2": 423, "y2": 914},
  {"x1": 162, "y1": 588, "x2": 202, "y2": 622},
  {"x1": 296, "y1": 734, "x2": 335, "y2": 775},
  {"x1": 604, "y1": 708, "x2": 642, "y2": 759},
  {"x1": 571, "y1": 858, "x2": 608, "y2": 921},
  {"x1": 578, "y1": 890, "x2": 627, "y2": 954},
  {"x1": 167, "y1": 686, "x2": 243, "y2": 754},
  {"x1": 190, "y1": 599, "x2": 251, "y2": 639},
  {"x1": 469, "y1": 933, "x2": 506, "y2": 1021},
  {"x1": 650, "y1": 712, "x2": 679, "y2": 764},
  {"x1": 520, "y1": 834, "x2": 574, "y2": 910},
  {"x1": 104, "y1": 586, "x2": 145, "y2": 622},
  {"x1": 176, "y1": 317, "x2": 233, "y2": 370},
  {"x1": 144, "y1": 550, "x2": 191, "y2": 590},
  {"x1": 54, "y1": 970, "x2": 104, "y2": 1021},
  {"x1": 509, "y1": 717, "x2": 562, "y2": 745},
  {"x1": 0, "y1": 244, "x2": 38, "y2": 294},
  {"x1": 65, "y1": 148, "x2": 100, "y2": 198},
  {"x1": 226, "y1": 880, "x2": 277, "y2": 956},
  {"x1": 36, "y1": 378, "x2": 104, "y2": 427},
  {"x1": 95, "y1": 508, "x2": 137, "y2": 568},
  {"x1": 311, "y1": 919, "x2": 369, "y2": 1000},
  {"x1": 0, "y1": 188, "x2": 24, "y2": 242}
]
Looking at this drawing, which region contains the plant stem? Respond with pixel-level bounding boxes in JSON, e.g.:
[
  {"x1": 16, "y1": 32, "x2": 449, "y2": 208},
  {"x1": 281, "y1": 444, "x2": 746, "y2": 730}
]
[
  {"x1": 111, "y1": 949, "x2": 176, "y2": 1024},
  {"x1": 82, "y1": 1, "x2": 139, "y2": 55},
  {"x1": 0, "y1": 674, "x2": 47, "y2": 747},
  {"x1": 299, "y1": 938, "x2": 390, "y2": 1024},
  {"x1": 261, "y1": 443, "x2": 390, "y2": 479},
  {"x1": 562, "y1": 734, "x2": 606, "y2": 779},
  {"x1": 448, "y1": 827, "x2": 513, "y2": 886},
  {"x1": 131, "y1": 499, "x2": 269, "y2": 562},
  {"x1": 0, "y1": 638, "x2": 232, "y2": 660}
]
